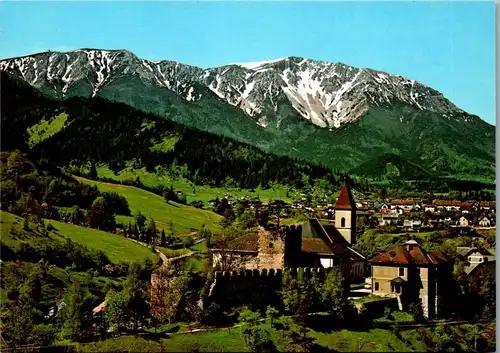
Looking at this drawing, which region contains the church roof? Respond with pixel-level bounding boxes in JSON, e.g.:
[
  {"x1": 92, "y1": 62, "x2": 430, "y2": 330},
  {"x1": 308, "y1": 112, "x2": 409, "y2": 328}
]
[
  {"x1": 336, "y1": 183, "x2": 356, "y2": 210},
  {"x1": 301, "y1": 238, "x2": 349, "y2": 256}
]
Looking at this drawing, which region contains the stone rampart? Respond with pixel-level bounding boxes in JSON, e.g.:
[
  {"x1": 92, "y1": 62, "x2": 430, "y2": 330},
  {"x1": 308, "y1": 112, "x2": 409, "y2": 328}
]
[{"x1": 205, "y1": 267, "x2": 326, "y2": 311}]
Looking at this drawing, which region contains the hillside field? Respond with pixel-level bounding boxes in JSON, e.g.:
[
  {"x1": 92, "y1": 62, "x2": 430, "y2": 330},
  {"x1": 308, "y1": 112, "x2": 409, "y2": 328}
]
[
  {"x1": 1, "y1": 210, "x2": 158, "y2": 265},
  {"x1": 75, "y1": 176, "x2": 222, "y2": 235},
  {"x1": 96, "y1": 165, "x2": 295, "y2": 203}
]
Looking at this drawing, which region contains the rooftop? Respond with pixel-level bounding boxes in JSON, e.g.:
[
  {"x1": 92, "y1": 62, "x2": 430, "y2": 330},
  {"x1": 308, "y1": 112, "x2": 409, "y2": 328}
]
[{"x1": 369, "y1": 241, "x2": 453, "y2": 265}]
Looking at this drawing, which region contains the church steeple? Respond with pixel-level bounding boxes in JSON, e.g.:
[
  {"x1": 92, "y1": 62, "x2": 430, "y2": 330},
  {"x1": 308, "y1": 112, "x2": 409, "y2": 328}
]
[
  {"x1": 335, "y1": 182, "x2": 357, "y2": 244},
  {"x1": 336, "y1": 182, "x2": 356, "y2": 211}
]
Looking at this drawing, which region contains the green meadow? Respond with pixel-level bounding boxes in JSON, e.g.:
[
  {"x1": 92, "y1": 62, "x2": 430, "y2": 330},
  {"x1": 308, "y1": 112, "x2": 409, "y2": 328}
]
[
  {"x1": 76, "y1": 176, "x2": 222, "y2": 235},
  {"x1": 96, "y1": 165, "x2": 295, "y2": 204},
  {"x1": 0, "y1": 210, "x2": 158, "y2": 265}
]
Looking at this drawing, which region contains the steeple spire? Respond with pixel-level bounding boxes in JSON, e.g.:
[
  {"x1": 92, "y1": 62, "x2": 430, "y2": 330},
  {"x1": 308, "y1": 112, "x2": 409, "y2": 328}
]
[{"x1": 336, "y1": 182, "x2": 356, "y2": 211}]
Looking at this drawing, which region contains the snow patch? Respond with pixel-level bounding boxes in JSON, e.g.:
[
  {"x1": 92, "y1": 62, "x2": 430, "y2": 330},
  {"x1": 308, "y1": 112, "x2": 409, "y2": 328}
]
[
  {"x1": 231, "y1": 57, "x2": 286, "y2": 70},
  {"x1": 186, "y1": 86, "x2": 195, "y2": 101}
]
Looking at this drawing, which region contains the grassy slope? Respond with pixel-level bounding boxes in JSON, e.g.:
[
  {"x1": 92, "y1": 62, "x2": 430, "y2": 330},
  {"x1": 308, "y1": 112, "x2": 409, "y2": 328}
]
[
  {"x1": 27, "y1": 112, "x2": 68, "y2": 148},
  {"x1": 75, "y1": 176, "x2": 222, "y2": 235},
  {"x1": 0, "y1": 210, "x2": 158, "y2": 265},
  {"x1": 97, "y1": 165, "x2": 295, "y2": 204}
]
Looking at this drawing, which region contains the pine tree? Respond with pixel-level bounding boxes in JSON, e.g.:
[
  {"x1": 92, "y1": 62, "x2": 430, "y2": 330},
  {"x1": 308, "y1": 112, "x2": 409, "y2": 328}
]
[
  {"x1": 89, "y1": 163, "x2": 98, "y2": 180},
  {"x1": 160, "y1": 229, "x2": 166, "y2": 246}
]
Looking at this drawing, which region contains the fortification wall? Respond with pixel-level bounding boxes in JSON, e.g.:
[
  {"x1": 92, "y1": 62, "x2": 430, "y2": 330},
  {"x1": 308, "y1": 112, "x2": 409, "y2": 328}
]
[{"x1": 205, "y1": 267, "x2": 326, "y2": 311}]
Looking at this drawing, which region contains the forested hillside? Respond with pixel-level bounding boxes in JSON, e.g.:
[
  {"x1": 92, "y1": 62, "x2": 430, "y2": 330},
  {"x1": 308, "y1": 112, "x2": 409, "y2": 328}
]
[{"x1": 1, "y1": 71, "x2": 343, "y2": 191}]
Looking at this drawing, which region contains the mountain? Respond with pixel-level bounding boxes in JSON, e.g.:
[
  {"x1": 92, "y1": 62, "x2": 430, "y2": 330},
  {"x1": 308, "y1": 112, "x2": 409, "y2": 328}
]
[
  {"x1": 1, "y1": 71, "x2": 341, "y2": 191},
  {"x1": 1, "y1": 49, "x2": 495, "y2": 180}
]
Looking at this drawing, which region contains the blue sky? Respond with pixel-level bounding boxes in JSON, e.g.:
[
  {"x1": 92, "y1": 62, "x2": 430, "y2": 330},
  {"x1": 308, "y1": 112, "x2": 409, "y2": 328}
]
[{"x1": 0, "y1": 1, "x2": 495, "y2": 124}]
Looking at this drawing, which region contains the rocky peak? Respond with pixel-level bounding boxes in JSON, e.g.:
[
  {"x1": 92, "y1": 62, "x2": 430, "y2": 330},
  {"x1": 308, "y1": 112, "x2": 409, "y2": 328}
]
[{"x1": 0, "y1": 49, "x2": 464, "y2": 129}]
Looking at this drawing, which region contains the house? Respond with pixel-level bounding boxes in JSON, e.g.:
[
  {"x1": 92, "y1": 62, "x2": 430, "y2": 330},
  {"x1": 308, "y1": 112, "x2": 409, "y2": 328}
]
[
  {"x1": 380, "y1": 203, "x2": 390, "y2": 211},
  {"x1": 429, "y1": 217, "x2": 451, "y2": 229},
  {"x1": 390, "y1": 200, "x2": 414, "y2": 211},
  {"x1": 460, "y1": 202, "x2": 475, "y2": 214},
  {"x1": 380, "y1": 213, "x2": 399, "y2": 226},
  {"x1": 424, "y1": 205, "x2": 436, "y2": 213},
  {"x1": 457, "y1": 247, "x2": 495, "y2": 267},
  {"x1": 458, "y1": 247, "x2": 496, "y2": 287},
  {"x1": 479, "y1": 201, "x2": 496, "y2": 211},
  {"x1": 435, "y1": 200, "x2": 462, "y2": 212},
  {"x1": 393, "y1": 206, "x2": 404, "y2": 215},
  {"x1": 368, "y1": 240, "x2": 454, "y2": 318},
  {"x1": 478, "y1": 216, "x2": 494, "y2": 228},
  {"x1": 403, "y1": 219, "x2": 422, "y2": 232},
  {"x1": 207, "y1": 199, "x2": 218, "y2": 207},
  {"x1": 210, "y1": 183, "x2": 365, "y2": 279},
  {"x1": 455, "y1": 215, "x2": 472, "y2": 227}
]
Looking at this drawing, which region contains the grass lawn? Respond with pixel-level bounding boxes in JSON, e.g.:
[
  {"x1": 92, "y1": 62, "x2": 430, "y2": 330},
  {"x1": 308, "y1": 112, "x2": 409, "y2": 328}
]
[
  {"x1": 309, "y1": 328, "x2": 421, "y2": 352},
  {"x1": 352, "y1": 294, "x2": 391, "y2": 304},
  {"x1": 158, "y1": 246, "x2": 190, "y2": 257},
  {"x1": 161, "y1": 327, "x2": 247, "y2": 352},
  {"x1": 76, "y1": 320, "x2": 293, "y2": 352},
  {"x1": 76, "y1": 176, "x2": 222, "y2": 235},
  {"x1": 375, "y1": 311, "x2": 415, "y2": 324},
  {"x1": 190, "y1": 240, "x2": 209, "y2": 252},
  {"x1": 46, "y1": 218, "x2": 158, "y2": 265}
]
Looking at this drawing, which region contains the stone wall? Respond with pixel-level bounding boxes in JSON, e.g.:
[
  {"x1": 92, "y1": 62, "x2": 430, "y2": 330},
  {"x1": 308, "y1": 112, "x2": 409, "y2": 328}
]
[
  {"x1": 204, "y1": 267, "x2": 325, "y2": 312},
  {"x1": 256, "y1": 228, "x2": 285, "y2": 269}
]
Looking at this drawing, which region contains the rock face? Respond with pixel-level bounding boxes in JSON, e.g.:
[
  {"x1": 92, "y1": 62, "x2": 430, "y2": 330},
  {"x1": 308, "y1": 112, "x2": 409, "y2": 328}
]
[{"x1": 0, "y1": 50, "x2": 463, "y2": 129}]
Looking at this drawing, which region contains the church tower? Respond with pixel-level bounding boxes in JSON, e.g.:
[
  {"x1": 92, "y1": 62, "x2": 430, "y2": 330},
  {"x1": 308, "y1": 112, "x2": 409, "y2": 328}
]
[{"x1": 335, "y1": 182, "x2": 357, "y2": 244}]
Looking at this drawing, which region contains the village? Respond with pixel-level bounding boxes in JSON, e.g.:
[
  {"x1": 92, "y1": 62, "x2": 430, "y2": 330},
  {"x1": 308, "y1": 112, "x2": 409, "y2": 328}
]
[{"x1": 205, "y1": 183, "x2": 496, "y2": 322}]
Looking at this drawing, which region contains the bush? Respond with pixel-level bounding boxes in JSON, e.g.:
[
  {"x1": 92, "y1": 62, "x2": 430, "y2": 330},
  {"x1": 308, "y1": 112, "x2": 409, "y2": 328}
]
[
  {"x1": 189, "y1": 200, "x2": 205, "y2": 209},
  {"x1": 183, "y1": 236, "x2": 194, "y2": 248},
  {"x1": 28, "y1": 324, "x2": 57, "y2": 346}
]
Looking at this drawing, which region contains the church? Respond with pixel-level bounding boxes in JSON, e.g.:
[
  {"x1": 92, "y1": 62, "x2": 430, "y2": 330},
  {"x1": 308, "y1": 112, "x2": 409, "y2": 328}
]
[{"x1": 210, "y1": 182, "x2": 366, "y2": 279}]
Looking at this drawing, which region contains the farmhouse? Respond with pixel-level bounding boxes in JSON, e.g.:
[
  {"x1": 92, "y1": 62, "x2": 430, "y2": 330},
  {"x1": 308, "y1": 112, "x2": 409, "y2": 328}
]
[
  {"x1": 455, "y1": 215, "x2": 472, "y2": 227},
  {"x1": 368, "y1": 239, "x2": 454, "y2": 318},
  {"x1": 380, "y1": 213, "x2": 399, "y2": 226},
  {"x1": 479, "y1": 216, "x2": 494, "y2": 228},
  {"x1": 457, "y1": 247, "x2": 495, "y2": 267},
  {"x1": 390, "y1": 199, "x2": 414, "y2": 211},
  {"x1": 435, "y1": 200, "x2": 462, "y2": 211},
  {"x1": 403, "y1": 218, "x2": 421, "y2": 232},
  {"x1": 424, "y1": 204, "x2": 436, "y2": 212},
  {"x1": 479, "y1": 201, "x2": 496, "y2": 210}
]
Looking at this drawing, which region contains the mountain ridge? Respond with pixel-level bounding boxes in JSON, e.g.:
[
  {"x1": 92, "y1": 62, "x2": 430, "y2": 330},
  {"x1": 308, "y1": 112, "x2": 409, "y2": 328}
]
[
  {"x1": 0, "y1": 49, "x2": 495, "y2": 181},
  {"x1": 0, "y1": 49, "x2": 466, "y2": 127}
]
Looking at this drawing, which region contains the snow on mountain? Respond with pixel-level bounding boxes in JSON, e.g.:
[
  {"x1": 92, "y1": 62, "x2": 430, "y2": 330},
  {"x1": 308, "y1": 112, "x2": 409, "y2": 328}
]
[
  {"x1": 230, "y1": 57, "x2": 287, "y2": 70},
  {"x1": 0, "y1": 49, "x2": 464, "y2": 130}
]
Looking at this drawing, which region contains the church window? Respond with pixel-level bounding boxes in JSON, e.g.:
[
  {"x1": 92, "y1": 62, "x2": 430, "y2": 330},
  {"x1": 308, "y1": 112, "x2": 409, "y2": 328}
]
[
  {"x1": 375, "y1": 282, "x2": 379, "y2": 291},
  {"x1": 399, "y1": 267, "x2": 405, "y2": 276},
  {"x1": 341, "y1": 217, "x2": 346, "y2": 227}
]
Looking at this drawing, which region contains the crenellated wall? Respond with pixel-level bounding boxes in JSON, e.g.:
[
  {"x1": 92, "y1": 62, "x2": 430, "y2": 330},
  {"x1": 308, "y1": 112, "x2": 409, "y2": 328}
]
[{"x1": 204, "y1": 267, "x2": 326, "y2": 311}]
